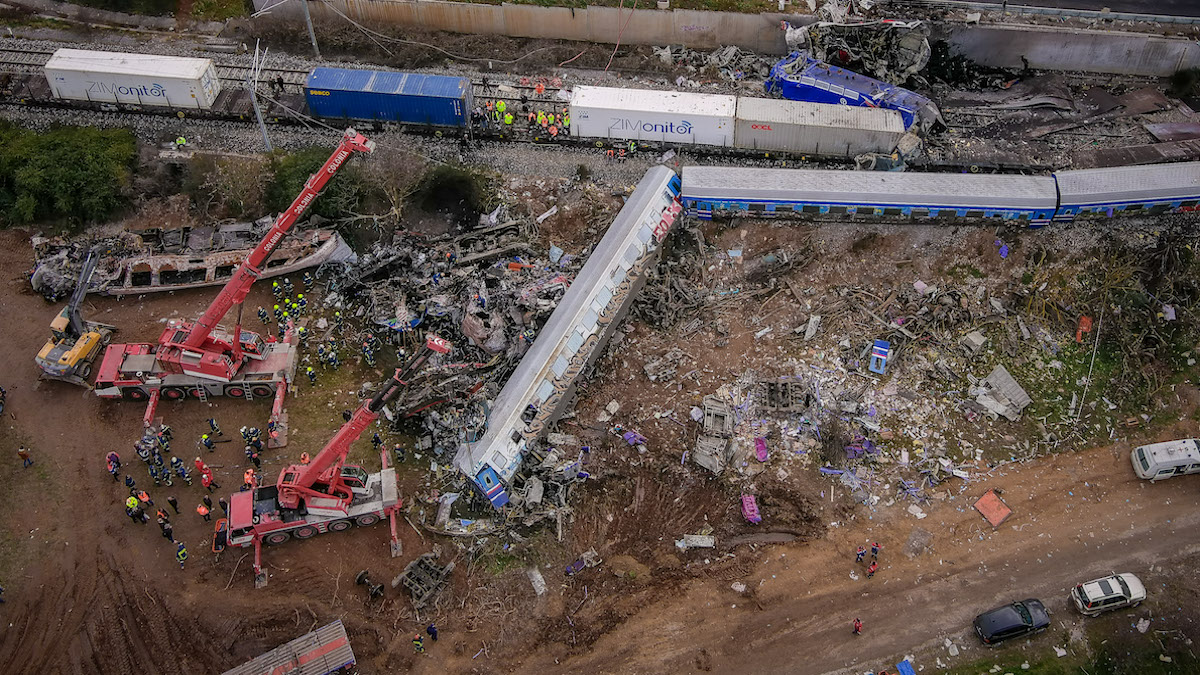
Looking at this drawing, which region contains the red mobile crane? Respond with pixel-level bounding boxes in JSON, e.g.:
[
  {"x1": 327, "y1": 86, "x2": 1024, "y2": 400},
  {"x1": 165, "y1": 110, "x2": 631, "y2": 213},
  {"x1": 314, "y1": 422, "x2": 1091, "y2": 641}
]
[
  {"x1": 214, "y1": 334, "x2": 452, "y2": 588},
  {"x1": 93, "y1": 129, "x2": 376, "y2": 430}
]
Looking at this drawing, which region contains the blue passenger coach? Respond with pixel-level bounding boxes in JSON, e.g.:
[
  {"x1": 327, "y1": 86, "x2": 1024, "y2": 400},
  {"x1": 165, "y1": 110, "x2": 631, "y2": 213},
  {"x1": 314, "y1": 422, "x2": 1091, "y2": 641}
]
[{"x1": 681, "y1": 166, "x2": 1060, "y2": 226}]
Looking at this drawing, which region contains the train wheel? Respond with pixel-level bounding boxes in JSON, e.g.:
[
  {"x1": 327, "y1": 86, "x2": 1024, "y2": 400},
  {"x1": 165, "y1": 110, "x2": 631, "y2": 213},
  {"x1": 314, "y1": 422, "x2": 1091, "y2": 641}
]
[
  {"x1": 251, "y1": 385, "x2": 274, "y2": 398},
  {"x1": 354, "y1": 514, "x2": 380, "y2": 527},
  {"x1": 264, "y1": 531, "x2": 290, "y2": 546},
  {"x1": 162, "y1": 387, "x2": 187, "y2": 400},
  {"x1": 329, "y1": 520, "x2": 352, "y2": 532},
  {"x1": 123, "y1": 387, "x2": 149, "y2": 401},
  {"x1": 225, "y1": 386, "x2": 247, "y2": 398},
  {"x1": 294, "y1": 526, "x2": 318, "y2": 539}
]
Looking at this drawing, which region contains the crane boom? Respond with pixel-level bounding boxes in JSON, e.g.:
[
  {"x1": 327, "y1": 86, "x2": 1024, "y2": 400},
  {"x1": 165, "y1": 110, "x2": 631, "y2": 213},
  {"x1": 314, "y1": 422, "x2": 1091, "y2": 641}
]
[
  {"x1": 180, "y1": 128, "x2": 375, "y2": 352},
  {"x1": 276, "y1": 334, "x2": 451, "y2": 510}
]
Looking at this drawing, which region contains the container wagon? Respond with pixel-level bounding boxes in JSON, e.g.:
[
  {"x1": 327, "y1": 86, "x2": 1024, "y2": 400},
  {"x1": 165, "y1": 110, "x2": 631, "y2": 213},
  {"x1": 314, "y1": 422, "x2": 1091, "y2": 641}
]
[
  {"x1": 305, "y1": 68, "x2": 471, "y2": 128},
  {"x1": 570, "y1": 86, "x2": 736, "y2": 147},
  {"x1": 44, "y1": 48, "x2": 221, "y2": 109},
  {"x1": 733, "y1": 96, "x2": 906, "y2": 156}
]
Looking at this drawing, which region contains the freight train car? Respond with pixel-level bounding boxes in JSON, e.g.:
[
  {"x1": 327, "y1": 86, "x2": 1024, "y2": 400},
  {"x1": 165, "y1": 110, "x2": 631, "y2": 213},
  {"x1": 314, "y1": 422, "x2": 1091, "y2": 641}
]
[
  {"x1": 732, "y1": 96, "x2": 906, "y2": 156},
  {"x1": 455, "y1": 166, "x2": 683, "y2": 508},
  {"x1": 570, "y1": 86, "x2": 736, "y2": 147},
  {"x1": 305, "y1": 68, "x2": 472, "y2": 129},
  {"x1": 44, "y1": 48, "x2": 222, "y2": 109},
  {"x1": 681, "y1": 165, "x2": 1059, "y2": 225}
]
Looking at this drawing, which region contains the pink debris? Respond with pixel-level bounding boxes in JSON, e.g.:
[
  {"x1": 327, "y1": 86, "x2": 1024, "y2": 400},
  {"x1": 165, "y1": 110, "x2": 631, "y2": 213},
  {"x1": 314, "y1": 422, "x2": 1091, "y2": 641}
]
[
  {"x1": 741, "y1": 494, "x2": 762, "y2": 524},
  {"x1": 755, "y1": 437, "x2": 768, "y2": 462}
]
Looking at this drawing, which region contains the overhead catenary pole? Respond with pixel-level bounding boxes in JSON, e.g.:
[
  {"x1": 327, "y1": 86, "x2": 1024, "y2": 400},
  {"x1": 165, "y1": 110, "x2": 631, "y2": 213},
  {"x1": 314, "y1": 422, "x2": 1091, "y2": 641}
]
[
  {"x1": 301, "y1": 0, "x2": 321, "y2": 60},
  {"x1": 249, "y1": 40, "x2": 274, "y2": 152}
]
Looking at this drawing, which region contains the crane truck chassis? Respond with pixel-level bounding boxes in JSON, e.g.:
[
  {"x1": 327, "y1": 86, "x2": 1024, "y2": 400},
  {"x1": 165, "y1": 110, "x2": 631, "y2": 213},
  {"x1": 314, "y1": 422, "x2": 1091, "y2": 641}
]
[
  {"x1": 213, "y1": 334, "x2": 452, "y2": 588},
  {"x1": 90, "y1": 129, "x2": 375, "y2": 435}
]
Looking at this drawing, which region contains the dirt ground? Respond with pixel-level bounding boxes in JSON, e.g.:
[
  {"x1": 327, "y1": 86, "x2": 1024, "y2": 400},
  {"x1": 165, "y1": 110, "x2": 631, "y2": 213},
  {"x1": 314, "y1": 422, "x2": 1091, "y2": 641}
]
[{"x1": 0, "y1": 210, "x2": 1198, "y2": 674}]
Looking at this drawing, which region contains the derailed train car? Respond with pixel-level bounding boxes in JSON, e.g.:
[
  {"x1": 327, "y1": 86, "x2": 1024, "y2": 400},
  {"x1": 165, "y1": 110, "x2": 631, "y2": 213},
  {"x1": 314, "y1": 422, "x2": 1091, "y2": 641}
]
[
  {"x1": 454, "y1": 166, "x2": 682, "y2": 507},
  {"x1": 681, "y1": 162, "x2": 1200, "y2": 225}
]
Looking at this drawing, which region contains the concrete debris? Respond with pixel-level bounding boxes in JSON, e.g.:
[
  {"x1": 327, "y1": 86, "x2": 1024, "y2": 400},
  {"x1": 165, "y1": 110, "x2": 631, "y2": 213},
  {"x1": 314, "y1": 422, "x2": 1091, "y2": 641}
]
[
  {"x1": 644, "y1": 347, "x2": 686, "y2": 382},
  {"x1": 651, "y1": 44, "x2": 774, "y2": 83},
  {"x1": 675, "y1": 534, "x2": 716, "y2": 550},
  {"x1": 782, "y1": 15, "x2": 931, "y2": 84},
  {"x1": 693, "y1": 435, "x2": 733, "y2": 475},
  {"x1": 973, "y1": 365, "x2": 1032, "y2": 421},
  {"x1": 702, "y1": 395, "x2": 734, "y2": 437},
  {"x1": 961, "y1": 330, "x2": 988, "y2": 356},
  {"x1": 527, "y1": 566, "x2": 548, "y2": 596}
]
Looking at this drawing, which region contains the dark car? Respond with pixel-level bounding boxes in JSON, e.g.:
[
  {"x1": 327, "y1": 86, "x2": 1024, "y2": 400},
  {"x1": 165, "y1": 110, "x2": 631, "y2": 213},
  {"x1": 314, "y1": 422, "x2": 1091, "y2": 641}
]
[{"x1": 973, "y1": 599, "x2": 1051, "y2": 645}]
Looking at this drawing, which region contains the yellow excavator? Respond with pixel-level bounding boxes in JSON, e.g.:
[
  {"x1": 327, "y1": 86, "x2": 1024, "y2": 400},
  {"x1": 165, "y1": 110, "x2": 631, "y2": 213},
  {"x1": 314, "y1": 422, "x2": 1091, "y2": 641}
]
[{"x1": 35, "y1": 247, "x2": 116, "y2": 384}]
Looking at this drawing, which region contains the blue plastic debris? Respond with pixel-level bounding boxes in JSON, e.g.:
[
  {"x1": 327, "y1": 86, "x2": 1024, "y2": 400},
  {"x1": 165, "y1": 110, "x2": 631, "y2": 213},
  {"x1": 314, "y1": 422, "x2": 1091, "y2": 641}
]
[{"x1": 869, "y1": 340, "x2": 891, "y2": 375}]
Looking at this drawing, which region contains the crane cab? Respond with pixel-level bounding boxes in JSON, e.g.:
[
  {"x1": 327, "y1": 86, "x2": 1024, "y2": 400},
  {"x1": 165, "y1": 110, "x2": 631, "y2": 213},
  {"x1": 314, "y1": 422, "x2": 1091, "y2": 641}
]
[{"x1": 341, "y1": 465, "x2": 370, "y2": 495}]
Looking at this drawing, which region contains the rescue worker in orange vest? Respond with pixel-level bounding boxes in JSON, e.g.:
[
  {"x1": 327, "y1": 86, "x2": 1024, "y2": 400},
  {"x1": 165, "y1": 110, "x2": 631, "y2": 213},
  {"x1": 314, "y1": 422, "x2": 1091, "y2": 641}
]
[
  {"x1": 243, "y1": 468, "x2": 255, "y2": 486},
  {"x1": 196, "y1": 503, "x2": 211, "y2": 522},
  {"x1": 300, "y1": 452, "x2": 310, "y2": 465},
  {"x1": 534, "y1": 82, "x2": 545, "y2": 95},
  {"x1": 549, "y1": 125, "x2": 558, "y2": 138}
]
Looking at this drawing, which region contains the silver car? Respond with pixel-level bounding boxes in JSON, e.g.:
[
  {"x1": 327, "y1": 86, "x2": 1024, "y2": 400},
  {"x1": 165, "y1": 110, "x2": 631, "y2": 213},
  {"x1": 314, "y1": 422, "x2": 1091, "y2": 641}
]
[{"x1": 1071, "y1": 573, "x2": 1146, "y2": 617}]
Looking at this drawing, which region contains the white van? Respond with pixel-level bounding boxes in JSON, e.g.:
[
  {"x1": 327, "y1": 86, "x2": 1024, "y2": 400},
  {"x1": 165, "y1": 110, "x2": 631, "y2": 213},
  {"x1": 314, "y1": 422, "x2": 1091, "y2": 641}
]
[{"x1": 1131, "y1": 438, "x2": 1200, "y2": 481}]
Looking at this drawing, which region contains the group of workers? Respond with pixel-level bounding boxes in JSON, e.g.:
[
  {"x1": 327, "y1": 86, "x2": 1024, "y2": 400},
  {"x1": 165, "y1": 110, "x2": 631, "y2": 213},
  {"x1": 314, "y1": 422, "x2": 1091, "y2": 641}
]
[
  {"x1": 113, "y1": 416, "x2": 268, "y2": 570},
  {"x1": 473, "y1": 95, "x2": 572, "y2": 140}
]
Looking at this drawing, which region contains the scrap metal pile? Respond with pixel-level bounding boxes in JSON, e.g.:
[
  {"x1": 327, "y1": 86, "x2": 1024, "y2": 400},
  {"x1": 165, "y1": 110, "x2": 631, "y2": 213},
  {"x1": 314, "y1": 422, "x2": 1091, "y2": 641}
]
[
  {"x1": 320, "y1": 206, "x2": 593, "y2": 529},
  {"x1": 30, "y1": 215, "x2": 352, "y2": 300}
]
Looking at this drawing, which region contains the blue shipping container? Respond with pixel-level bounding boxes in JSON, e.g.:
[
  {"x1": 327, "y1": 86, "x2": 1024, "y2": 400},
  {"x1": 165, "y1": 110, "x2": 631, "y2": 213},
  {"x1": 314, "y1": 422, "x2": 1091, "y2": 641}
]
[{"x1": 305, "y1": 68, "x2": 471, "y2": 128}]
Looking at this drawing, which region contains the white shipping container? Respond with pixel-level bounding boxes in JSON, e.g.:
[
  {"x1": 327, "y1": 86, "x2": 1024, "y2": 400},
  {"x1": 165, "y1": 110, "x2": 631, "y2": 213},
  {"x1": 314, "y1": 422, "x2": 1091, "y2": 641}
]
[
  {"x1": 733, "y1": 97, "x2": 906, "y2": 156},
  {"x1": 570, "y1": 86, "x2": 736, "y2": 147},
  {"x1": 44, "y1": 49, "x2": 222, "y2": 110}
]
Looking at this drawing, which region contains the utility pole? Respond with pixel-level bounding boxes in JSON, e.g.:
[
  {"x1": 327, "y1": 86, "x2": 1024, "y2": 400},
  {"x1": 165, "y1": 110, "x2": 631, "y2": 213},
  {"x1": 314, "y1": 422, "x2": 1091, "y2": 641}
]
[
  {"x1": 249, "y1": 40, "x2": 274, "y2": 153},
  {"x1": 301, "y1": 0, "x2": 321, "y2": 60}
]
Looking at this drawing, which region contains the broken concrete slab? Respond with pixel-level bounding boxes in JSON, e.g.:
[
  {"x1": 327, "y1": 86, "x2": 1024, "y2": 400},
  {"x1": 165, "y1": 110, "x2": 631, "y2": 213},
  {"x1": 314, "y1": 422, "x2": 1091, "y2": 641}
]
[
  {"x1": 975, "y1": 365, "x2": 1032, "y2": 421},
  {"x1": 693, "y1": 435, "x2": 732, "y2": 475},
  {"x1": 675, "y1": 534, "x2": 716, "y2": 550},
  {"x1": 702, "y1": 395, "x2": 734, "y2": 437}
]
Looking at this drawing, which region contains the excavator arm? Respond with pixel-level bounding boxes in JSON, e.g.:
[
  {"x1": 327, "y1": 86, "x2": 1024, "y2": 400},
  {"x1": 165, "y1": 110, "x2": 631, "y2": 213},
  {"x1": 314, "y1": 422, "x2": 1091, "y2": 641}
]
[{"x1": 63, "y1": 247, "x2": 102, "y2": 339}]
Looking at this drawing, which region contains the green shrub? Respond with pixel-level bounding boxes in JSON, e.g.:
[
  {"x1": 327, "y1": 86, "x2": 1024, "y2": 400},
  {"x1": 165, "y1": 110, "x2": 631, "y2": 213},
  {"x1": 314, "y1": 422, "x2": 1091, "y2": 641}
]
[
  {"x1": 266, "y1": 146, "x2": 366, "y2": 220},
  {"x1": 0, "y1": 123, "x2": 137, "y2": 226}
]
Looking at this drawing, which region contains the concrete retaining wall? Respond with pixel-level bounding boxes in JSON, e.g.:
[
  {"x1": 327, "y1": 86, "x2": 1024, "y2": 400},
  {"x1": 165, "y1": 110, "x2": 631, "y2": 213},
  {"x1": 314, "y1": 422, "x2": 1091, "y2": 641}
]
[
  {"x1": 258, "y1": 0, "x2": 800, "y2": 54},
  {"x1": 254, "y1": 0, "x2": 1198, "y2": 76},
  {"x1": 936, "y1": 23, "x2": 1200, "y2": 76}
]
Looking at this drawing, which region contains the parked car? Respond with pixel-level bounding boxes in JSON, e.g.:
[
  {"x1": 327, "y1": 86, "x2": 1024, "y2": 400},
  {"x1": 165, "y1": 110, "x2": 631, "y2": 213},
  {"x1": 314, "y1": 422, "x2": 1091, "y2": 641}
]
[
  {"x1": 1130, "y1": 438, "x2": 1200, "y2": 481},
  {"x1": 1071, "y1": 573, "x2": 1146, "y2": 616},
  {"x1": 973, "y1": 599, "x2": 1051, "y2": 645}
]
